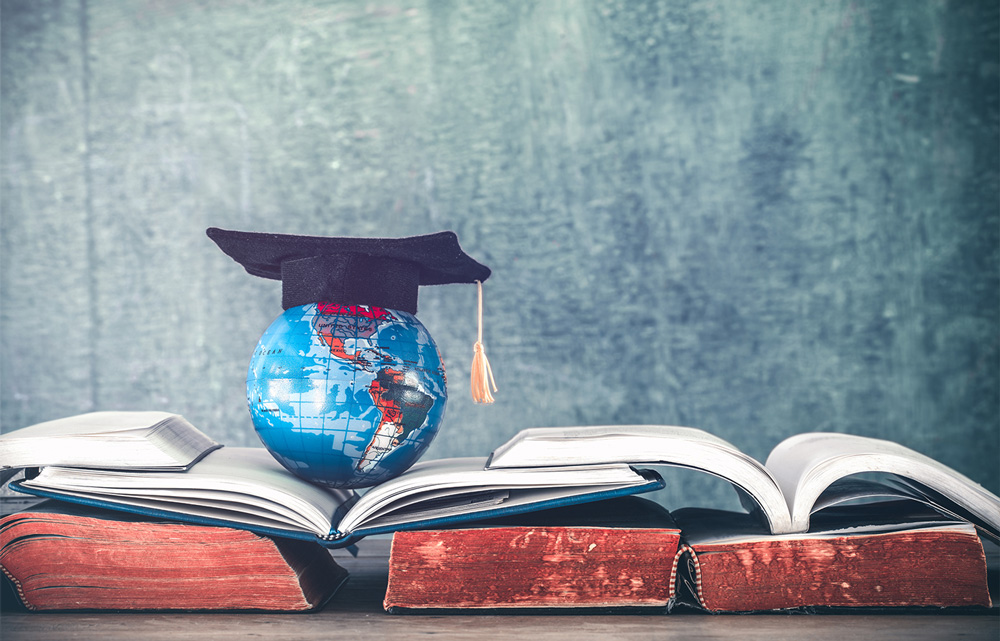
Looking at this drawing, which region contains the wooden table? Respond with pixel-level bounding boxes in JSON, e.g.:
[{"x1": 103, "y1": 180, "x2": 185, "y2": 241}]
[{"x1": 2, "y1": 537, "x2": 997, "y2": 641}]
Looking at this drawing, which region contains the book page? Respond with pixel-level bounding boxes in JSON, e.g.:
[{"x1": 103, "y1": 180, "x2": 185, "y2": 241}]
[
  {"x1": 2, "y1": 411, "x2": 179, "y2": 438},
  {"x1": 487, "y1": 425, "x2": 737, "y2": 466},
  {"x1": 765, "y1": 432, "x2": 1000, "y2": 535},
  {"x1": 485, "y1": 425, "x2": 795, "y2": 534},
  {"x1": 359, "y1": 485, "x2": 651, "y2": 531},
  {"x1": 674, "y1": 499, "x2": 977, "y2": 546},
  {"x1": 20, "y1": 448, "x2": 353, "y2": 538},
  {"x1": 0, "y1": 411, "x2": 220, "y2": 470},
  {"x1": 338, "y1": 457, "x2": 653, "y2": 533}
]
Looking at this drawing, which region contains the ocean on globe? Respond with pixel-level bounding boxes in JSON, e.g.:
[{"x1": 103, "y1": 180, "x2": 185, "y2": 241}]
[{"x1": 247, "y1": 301, "x2": 447, "y2": 489}]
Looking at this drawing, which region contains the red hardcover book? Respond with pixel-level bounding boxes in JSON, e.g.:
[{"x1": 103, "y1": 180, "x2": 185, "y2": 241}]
[
  {"x1": 0, "y1": 501, "x2": 348, "y2": 611},
  {"x1": 383, "y1": 497, "x2": 683, "y2": 611},
  {"x1": 385, "y1": 526, "x2": 682, "y2": 610},
  {"x1": 672, "y1": 503, "x2": 993, "y2": 612}
]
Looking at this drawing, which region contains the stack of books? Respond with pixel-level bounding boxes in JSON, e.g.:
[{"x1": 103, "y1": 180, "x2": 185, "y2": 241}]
[
  {"x1": 1, "y1": 412, "x2": 997, "y2": 613},
  {"x1": 0, "y1": 498, "x2": 348, "y2": 612},
  {"x1": 0, "y1": 412, "x2": 349, "y2": 612},
  {"x1": 383, "y1": 497, "x2": 996, "y2": 612},
  {"x1": 382, "y1": 426, "x2": 999, "y2": 612}
]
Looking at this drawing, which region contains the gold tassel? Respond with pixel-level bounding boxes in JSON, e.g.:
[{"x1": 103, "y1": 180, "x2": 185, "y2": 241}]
[{"x1": 471, "y1": 280, "x2": 497, "y2": 404}]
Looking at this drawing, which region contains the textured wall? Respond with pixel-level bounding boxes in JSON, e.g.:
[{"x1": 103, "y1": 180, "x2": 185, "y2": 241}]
[{"x1": 2, "y1": 0, "x2": 997, "y2": 509}]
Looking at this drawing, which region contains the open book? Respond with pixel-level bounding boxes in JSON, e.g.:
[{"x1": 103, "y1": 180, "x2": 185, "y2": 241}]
[
  {"x1": 6, "y1": 422, "x2": 998, "y2": 547},
  {"x1": 486, "y1": 425, "x2": 1000, "y2": 540},
  {"x1": 0, "y1": 411, "x2": 220, "y2": 472},
  {"x1": 9, "y1": 447, "x2": 662, "y2": 548}
]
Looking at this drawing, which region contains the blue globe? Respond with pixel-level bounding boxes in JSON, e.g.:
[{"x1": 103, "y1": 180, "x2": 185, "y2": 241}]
[{"x1": 247, "y1": 302, "x2": 447, "y2": 488}]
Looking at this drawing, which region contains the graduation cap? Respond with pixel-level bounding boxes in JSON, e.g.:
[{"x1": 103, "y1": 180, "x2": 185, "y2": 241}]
[{"x1": 206, "y1": 227, "x2": 497, "y2": 402}]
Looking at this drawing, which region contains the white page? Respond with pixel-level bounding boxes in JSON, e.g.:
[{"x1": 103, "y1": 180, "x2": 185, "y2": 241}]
[
  {"x1": 683, "y1": 520, "x2": 977, "y2": 546},
  {"x1": 339, "y1": 456, "x2": 651, "y2": 533},
  {"x1": 486, "y1": 425, "x2": 794, "y2": 534},
  {"x1": 2, "y1": 411, "x2": 178, "y2": 438},
  {"x1": 765, "y1": 432, "x2": 1000, "y2": 535},
  {"x1": 487, "y1": 425, "x2": 737, "y2": 466},
  {"x1": 360, "y1": 484, "x2": 645, "y2": 531},
  {"x1": 0, "y1": 411, "x2": 219, "y2": 470},
  {"x1": 29, "y1": 485, "x2": 323, "y2": 533},
  {"x1": 23, "y1": 448, "x2": 352, "y2": 537}
]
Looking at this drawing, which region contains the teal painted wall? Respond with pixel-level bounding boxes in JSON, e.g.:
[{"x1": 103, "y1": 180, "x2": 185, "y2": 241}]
[{"x1": 2, "y1": 0, "x2": 997, "y2": 509}]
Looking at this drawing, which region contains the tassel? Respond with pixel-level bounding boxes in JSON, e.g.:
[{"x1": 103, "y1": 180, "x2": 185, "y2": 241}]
[{"x1": 471, "y1": 280, "x2": 497, "y2": 404}]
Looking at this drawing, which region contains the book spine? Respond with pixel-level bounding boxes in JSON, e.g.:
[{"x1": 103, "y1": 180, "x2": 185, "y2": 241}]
[{"x1": 671, "y1": 544, "x2": 703, "y2": 608}]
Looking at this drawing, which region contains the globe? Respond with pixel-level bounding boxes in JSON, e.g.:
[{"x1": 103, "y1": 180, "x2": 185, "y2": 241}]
[{"x1": 247, "y1": 301, "x2": 447, "y2": 489}]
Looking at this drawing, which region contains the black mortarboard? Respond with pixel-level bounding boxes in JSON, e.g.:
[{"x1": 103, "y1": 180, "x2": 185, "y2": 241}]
[{"x1": 206, "y1": 227, "x2": 491, "y2": 314}]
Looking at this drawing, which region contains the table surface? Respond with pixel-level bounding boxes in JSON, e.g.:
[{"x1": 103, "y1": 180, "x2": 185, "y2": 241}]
[{"x1": 2, "y1": 537, "x2": 998, "y2": 641}]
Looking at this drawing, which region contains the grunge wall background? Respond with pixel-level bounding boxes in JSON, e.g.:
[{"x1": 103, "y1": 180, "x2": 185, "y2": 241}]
[{"x1": 2, "y1": 1, "x2": 997, "y2": 507}]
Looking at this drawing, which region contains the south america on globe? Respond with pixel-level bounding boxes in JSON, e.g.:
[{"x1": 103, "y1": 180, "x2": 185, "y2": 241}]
[{"x1": 207, "y1": 227, "x2": 491, "y2": 489}]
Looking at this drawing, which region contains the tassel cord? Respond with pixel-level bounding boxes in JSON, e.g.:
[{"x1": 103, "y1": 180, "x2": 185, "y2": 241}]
[{"x1": 470, "y1": 280, "x2": 497, "y2": 404}]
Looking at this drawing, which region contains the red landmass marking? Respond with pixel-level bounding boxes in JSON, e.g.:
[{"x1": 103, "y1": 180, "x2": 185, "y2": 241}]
[{"x1": 312, "y1": 303, "x2": 395, "y2": 367}]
